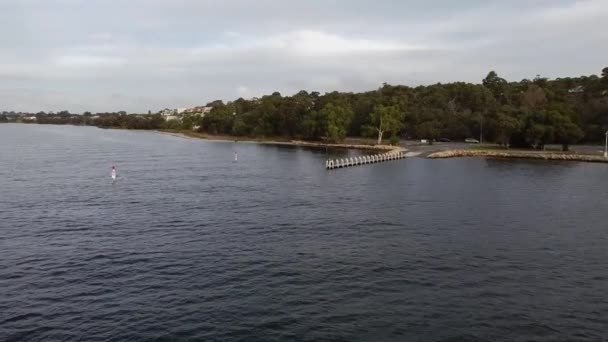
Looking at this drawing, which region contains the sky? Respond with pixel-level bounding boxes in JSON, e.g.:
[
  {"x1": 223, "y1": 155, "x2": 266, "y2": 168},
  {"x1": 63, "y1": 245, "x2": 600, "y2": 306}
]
[{"x1": 1, "y1": 0, "x2": 607, "y2": 113}]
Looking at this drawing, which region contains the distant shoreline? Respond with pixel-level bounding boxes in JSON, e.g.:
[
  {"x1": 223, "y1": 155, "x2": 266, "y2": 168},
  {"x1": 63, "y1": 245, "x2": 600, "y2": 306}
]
[
  {"x1": 7, "y1": 124, "x2": 606, "y2": 163},
  {"x1": 154, "y1": 130, "x2": 406, "y2": 153},
  {"x1": 428, "y1": 149, "x2": 608, "y2": 163}
]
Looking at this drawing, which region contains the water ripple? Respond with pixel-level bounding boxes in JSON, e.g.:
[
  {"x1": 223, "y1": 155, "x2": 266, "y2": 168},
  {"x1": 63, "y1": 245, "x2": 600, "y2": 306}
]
[{"x1": 1, "y1": 124, "x2": 608, "y2": 341}]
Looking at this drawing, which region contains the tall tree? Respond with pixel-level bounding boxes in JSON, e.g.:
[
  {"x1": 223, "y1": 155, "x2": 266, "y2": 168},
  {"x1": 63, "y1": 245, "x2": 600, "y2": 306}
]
[
  {"x1": 494, "y1": 109, "x2": 520, "y2": 146},
  {"x1": 546, "y1": 110, "x2": 584, "y2": 151},
  {"x1": 367, "y1": 104, "x2": 404, "y2": 144},
  {"x1": 302, "y1": 110, "x2": 324, "y2": 139},
  {"x1": 320, "y1": 102, "x2": 353, "y2": 142},
  {"x1": 520, "y1": 84, "x2": 547, "y2": 110},
  {"x1": 414, "y1": 121, "x2": 441, "y2": 142},
  {"x1": 482, "y1": 71, "x2": 507, "y2": 99},
  {"x1": 201, "y1": 104, "x2": 235, "y2": 134}
]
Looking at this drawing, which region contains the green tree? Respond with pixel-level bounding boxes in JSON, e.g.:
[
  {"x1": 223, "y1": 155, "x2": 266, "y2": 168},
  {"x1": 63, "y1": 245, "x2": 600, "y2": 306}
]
[
  {"x1": 525, "y1": 122, "x2": 550, "y2": 149},
  {"x1": 181, "y1": 113, "x2": 201, "y2": 130},
  {"x1": 164, "y1": 118, "x2": 182, "y2": 130},
  {"x1": 482, "y1": 71, "x2": 507, "y2": 99},
  {"x1": 201, "y1": 104, "x2": 235, "y2": 134},
  {"x1": 546, "y1": 110, "x2": 584, "y2": 151},
  {"x1": 320, "y1": 102, "x2": 353, "y2": 142},
  {"x1": 523, "y1": 111, "x2": 555, "y2": 149},
  {"x1": 232, "y1": 117, "x2": 249, "y2": 136},
  {"x1": 414, "y1": 121, "x2": 441, "y2": 142},
  {"x1": 367, "y1": 104, "x2": 404, "y2": 144},
  {"x1": 494, "y1": 110, "x2": 520, "y2": 146},
  {"x1": 302, "y1": 110, "x2": 324, "y2": 139},
  {"x1": 206, "y1": 100, "x2": 224, "y2": 107}
]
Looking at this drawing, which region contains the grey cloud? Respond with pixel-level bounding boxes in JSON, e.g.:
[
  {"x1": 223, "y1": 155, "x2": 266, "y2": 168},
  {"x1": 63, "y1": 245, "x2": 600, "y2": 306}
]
[{"x1": 0, "y1": 0, "x2": 606, "y2": 112}]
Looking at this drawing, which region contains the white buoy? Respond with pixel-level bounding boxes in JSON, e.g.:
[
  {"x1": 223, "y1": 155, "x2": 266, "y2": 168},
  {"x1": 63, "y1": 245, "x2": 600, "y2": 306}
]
[{"x1": 111, "y1": 165, "x2": 116, "y2": 181}]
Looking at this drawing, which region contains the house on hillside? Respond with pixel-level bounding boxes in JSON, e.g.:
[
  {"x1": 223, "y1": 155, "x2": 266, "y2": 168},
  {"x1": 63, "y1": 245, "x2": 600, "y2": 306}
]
[
  {"x1": 568, "y1": 85, "x2": 584, "y2": 93},
  {"x1": 182, "y1": 106, "x2": 212, "y2": 116},
  {"x1": 158, "y1": 108, "x2": 177, "y2": 117}
]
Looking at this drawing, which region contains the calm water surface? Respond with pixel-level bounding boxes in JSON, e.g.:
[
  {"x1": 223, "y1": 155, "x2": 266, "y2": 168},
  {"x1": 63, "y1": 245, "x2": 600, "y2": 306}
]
[{"x1": 1, "y1": 124, "x2": 608, "y2": 341}]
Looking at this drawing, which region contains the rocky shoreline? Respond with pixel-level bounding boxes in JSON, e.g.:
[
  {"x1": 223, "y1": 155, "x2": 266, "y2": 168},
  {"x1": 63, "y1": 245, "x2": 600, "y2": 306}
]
[{"x1": 428, "y1": 149, "x2": 608, "y2": 163}]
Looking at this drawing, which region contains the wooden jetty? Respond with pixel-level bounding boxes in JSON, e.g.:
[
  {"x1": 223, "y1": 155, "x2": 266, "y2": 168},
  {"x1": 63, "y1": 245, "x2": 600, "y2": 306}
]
[{"x1": 326, "y1": 151, "x2": 406, "y2": 170}]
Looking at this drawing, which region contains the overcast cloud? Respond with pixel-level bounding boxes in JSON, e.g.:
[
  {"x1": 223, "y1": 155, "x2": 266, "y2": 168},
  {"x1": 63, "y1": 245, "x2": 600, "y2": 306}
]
[{"x1": 1, "y1": 0, "x2": 606, "y2": 112}]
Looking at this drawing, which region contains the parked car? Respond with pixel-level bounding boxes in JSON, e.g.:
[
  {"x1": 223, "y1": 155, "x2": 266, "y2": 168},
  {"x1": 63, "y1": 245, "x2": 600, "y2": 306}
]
[
  {"x1": 438, "y1": 138, "x2": 451, "y2": 142},
  {"x1": 465, "y1": 138, "x2": 480, "y2": 143}
]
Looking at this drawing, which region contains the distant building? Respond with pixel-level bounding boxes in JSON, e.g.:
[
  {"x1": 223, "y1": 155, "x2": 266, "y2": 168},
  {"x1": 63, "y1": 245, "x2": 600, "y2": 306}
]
[
  {"x1": 568, "y1": 85, "x2": 584, "y2": 93},
  {"x1": 158, "y1": 108, "x2": 177, "y2": 117},
  {"x1": 182, "y1": 106, "x2": 212, "y2": 115},
  {"x1": 164, "y1": 115, "x2": 179, "y2": 121}
]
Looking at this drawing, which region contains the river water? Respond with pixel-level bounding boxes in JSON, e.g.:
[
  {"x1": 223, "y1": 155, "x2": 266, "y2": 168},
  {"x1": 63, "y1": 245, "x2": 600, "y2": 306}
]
[{"x1": 1, "y1": 124, "x2": 607, "y2": 341}]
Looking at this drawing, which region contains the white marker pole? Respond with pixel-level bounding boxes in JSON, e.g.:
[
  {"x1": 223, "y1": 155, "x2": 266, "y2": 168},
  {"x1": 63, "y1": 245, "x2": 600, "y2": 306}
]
[{"x1": 604, "y1": 130, "x2": 607, "y2": 158}]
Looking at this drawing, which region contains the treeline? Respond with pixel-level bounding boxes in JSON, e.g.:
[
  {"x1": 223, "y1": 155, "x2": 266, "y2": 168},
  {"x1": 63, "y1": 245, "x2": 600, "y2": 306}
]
[
  {"x1": 18, "y1": 111, "x2": 168, "y2": 130},
  {"x1": 196, "y1": 69, "x2": 608, "y2": 150},
  {"x1": 4, "y1": 68, "x2": 608, "y2": 149}
]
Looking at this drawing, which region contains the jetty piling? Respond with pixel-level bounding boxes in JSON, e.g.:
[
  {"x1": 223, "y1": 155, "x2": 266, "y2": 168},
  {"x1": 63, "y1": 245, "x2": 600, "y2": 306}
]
[{"x1": 326, "y1": 150, "x2": 406, "y2": 170}]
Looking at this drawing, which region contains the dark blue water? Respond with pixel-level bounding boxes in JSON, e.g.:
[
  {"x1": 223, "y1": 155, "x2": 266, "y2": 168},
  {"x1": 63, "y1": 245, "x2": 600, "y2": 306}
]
[{"x1": 1, "y1": 124, "x2": 608, "y2": 341}]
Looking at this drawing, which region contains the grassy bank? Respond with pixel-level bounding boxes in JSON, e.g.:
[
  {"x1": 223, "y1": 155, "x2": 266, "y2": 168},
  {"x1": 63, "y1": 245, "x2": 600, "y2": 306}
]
[
  {"x1": 427, "y1": 149, "x2": 608, "y2": 163},
  {"x1": 156, "y1": 130, "x2": 406, "y2": 152}
]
